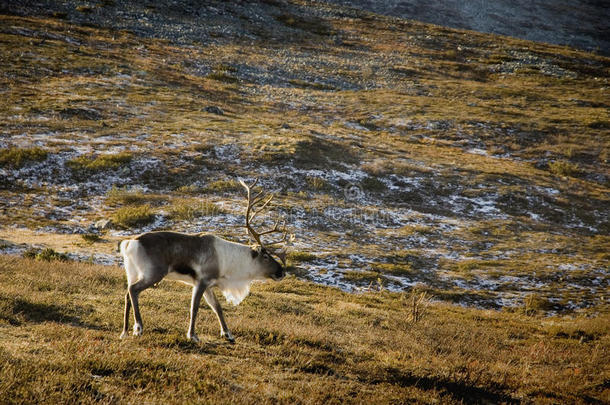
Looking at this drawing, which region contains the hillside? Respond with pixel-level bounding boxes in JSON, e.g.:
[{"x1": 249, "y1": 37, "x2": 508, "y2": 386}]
[
  {"x1": 325, "y1": 0, "x2": 610, "y2": 55},
  {"x1": 0, "y1": 0, "x2": 609, "y2": 402}
]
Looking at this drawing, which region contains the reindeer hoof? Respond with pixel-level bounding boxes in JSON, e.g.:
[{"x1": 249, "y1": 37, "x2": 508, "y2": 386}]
[
  {"x1": 133, "y1": 324, "x2": 142, "y2": 336},
  {"x1": 187, "y1": 333, "x2": 200, "y2": 343},
  {"x1": 120, "y1": 331, "x2": 129, "y2": 339},
  {"x1": 222, "y1": 331, "x2": 235, "y2": 343}
]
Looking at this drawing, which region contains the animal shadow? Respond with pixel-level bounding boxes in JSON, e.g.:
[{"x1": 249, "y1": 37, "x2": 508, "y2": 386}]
[{"x1": 1, "y1": 295, "x2": 98, "y2": 329}]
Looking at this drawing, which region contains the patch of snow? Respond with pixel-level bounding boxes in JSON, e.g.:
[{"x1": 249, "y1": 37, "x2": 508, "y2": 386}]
[
  {"x1": 466, "y1": 148, "x2": 488, "y2": 156},
  {"x1": 344, "y1": 121, "x2": 370, "y2": 131}
]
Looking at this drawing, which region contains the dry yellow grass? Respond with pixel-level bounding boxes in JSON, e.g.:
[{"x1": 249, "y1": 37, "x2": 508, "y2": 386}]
[{"x1": 0, "y1": 255, "x2": 608, "y2": 404}]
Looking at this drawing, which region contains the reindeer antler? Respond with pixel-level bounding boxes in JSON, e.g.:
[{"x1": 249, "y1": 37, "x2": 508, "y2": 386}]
[{"x1": 239, "y1": 178, "x2": 289, "y2": 264}]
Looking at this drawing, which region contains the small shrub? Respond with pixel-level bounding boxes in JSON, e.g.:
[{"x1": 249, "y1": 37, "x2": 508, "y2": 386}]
[
  {"x1": 0, "y1": 147, "x2": 47, "y2": 168},
  {"x1": 305, "y1": 176, "x2": 330, "y2": 191},
  {"x1": 112, "y1": 205, "x2": 155, "y2": 228},
  {"x1": 203, "y1": 179, "x2": 240, "y2": 193},
  {"x1": 175, "y1": 184, "x2": 201, "y2": 195},
  {"x1": 454, "y1": 260, "x2": 503, "y2": 272},
  {"x1": 67, "y1": 152, "x2": 132, "y2": 172},
  {"x1": 106, "y1": 186, "x2": 144, "y2": 205},
  {"x1": 399, "y1": 225, "x2": 433, "y2": 236},
  {"x1": 287, "y1": 251, "x2": 317, "y2": 263},
  {"x1": 168, "y1": 199, "x2": 223, "y2": 220},
  {"x1": 212, "y1": 64, "x2": 238, "y2": 73},
  {"x1": 342, "y1": 270, "x2": 382, "y2": 284},
  {"x1": 372, "y1": 262, "x2": 413, "y2": 276},
  {"x1": 548, "y1": 160, "x2": 580, "y2": 177},
  {"x1": 105, "y1": 186, "x2": 165, "y2": 206},
  {"x1": 22, "y1": 248, "x2": 37, "y2": 260},
  {"x1": 355, "y1": 276, "x2": 386, "y2": 292},
  {"x1": 523, "y1": 293, "x2": 554, "y2": 315},
  {"x1": 206, "y1": 72, "x2": 239, "y2": 83},
  {"x1": 23, "y1": 247, "x2": 70, "y2": 262},
  {"x1": 403, "y1": 290, "x2": 432, "y2": 324}
]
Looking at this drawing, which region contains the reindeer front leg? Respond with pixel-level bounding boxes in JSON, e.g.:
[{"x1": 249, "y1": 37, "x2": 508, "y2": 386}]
[
  {"x1": 203, "y1": 289, "x2": 235, "y2": 343},
  {"x1": 187, "y1": 281, "x2": 207, "y2": 343},
  {"x1": 121, "y1": 291, "x2": 131, "y2": 339}
]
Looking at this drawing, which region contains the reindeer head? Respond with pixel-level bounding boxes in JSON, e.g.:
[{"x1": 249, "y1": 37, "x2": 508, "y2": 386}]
[{"x1": 240, "y1": 178, "x2": 289, "y2": 281}]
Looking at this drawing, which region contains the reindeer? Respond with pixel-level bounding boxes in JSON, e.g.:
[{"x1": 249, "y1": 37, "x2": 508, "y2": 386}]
[{"x1": 118, "y1": 179, "x2": 288, "y2": 343}]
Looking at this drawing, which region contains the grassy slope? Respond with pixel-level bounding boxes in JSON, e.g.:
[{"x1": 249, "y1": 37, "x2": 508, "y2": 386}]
[
  {"x1": 0, "y1": 256, "x2": 608, "y2": 404},
  {"x1": 0, "y1": 5, "x2": 608, "y2": 311},
  {"x1": 0, "y1": 1, "x2": 609, "y2": 402}
]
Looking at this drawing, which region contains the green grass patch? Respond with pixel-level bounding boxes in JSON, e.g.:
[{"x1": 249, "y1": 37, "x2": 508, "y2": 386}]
[
  {"x1": 203, "y1": 179, "x2": 241, "y2": 193},
  {"x1": 67, "y1": 152, "x2": 132, "y2": 172},
  {"x1": 522, "y1": 293, "x2": 555, "y2": 315},
  {"x1": 175, "y1": 184, "x2": 201, "y2": 195},
  {"x1": 342, "y1": 270, "x2": 383, "y2": 284},
  {"x1": 455, "y1": 260, "x2": 504, "y2": 272},
  {"x1": 105, "y1": 186, "x2": 167, "y2": 206},
  {"x1": 112, "y1": 204, "x2": 155, "y2": 228},
  {"x1": 23, "y1": 247, "x2": 70, "y2": 262},
  {"x1": 206, "y1": 72, "x2": 239, "y2": 83},
  {"x1": 398, "y1": 225, "x2": 434, "y2": 236},
  {"x1": 548, "y1": 160, "x2": 581, "y2": 177},
  {"x1": 0, "y1": 147, "x2": 47, "y2": 168},
  {"x1": 106, "y1": 186, "x2": 148, "y2": 205},
  {"x1": 305, "y1": 176, "x2": 331, "y2": 191},
  {"x1": 372, "y1": 262, "x2": 413, "y2": 276},
  {"x1": 212, "y1": 63, "x2": 238, "y2": 73},
  {"x1": 167, "y1": 198, "x2": 223, "y2": 220},
  {"x1": 287, "y1": 250, "x2": 317, "y2": 263}
]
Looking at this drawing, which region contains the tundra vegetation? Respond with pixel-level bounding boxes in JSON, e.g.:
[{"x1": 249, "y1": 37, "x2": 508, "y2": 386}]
[
  {"x1": 1, "y1": 256, "x2": 608, "y2": 403},
  {"x1": 0, "y1": 0, "x2": 608, "y2": 403}
]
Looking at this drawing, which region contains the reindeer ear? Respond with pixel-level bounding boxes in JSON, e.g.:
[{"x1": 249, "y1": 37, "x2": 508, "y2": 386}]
[{"x1": 251, "y1": 249, "x2": 259, "y2": 259}]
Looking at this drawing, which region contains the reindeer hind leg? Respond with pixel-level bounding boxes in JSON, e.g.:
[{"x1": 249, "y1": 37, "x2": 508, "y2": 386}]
[
  {"x1": 186, "y1": 280, "x2": 208, "y2": 343},
  {"x1": 127, "y1": 266, "x2": 166, "y2": 336},
  {"x1": 120, "y1": 253, "x2": 138, "y2": 339}
]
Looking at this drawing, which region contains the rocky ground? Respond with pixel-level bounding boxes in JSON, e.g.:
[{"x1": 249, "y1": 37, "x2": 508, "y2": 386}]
[
  {"x1": 325, "y1": 0, "x2": 610, "y2": 55},
  {"x1": 0, "y1": 0, "x2": 608, "y2": 315}
]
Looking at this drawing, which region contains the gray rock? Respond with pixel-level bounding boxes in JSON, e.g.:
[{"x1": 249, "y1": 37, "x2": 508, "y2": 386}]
[
  {"x1": 203, "y1": 106, "x2": 224, "y2": 115},
  {"x1": 94, "y1": 219, "x2": 113, "y2": 230},
  {"x1": 59, "y1": 107, "x2": 102, "y2": 120}
]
